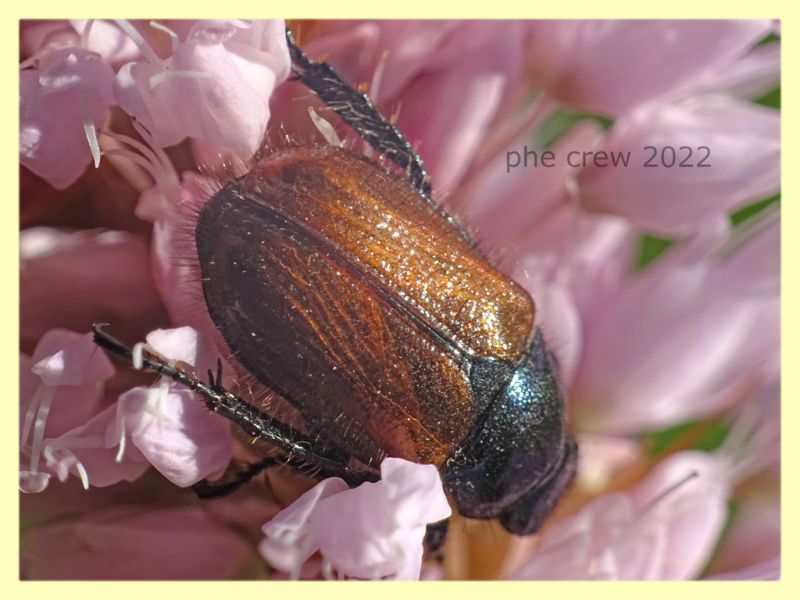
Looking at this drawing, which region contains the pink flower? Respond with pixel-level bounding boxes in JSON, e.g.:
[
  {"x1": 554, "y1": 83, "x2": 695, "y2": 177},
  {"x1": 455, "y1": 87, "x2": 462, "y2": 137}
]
[
  {"x1": 567, "y1": 211, "x2": 779, "y2": 434},
  {"x1": 21, "y1": 20, "x2": 142, "y2": 67},
  {"x1": 578, "y1": 96, "x2": 780, "y2": 235},
  {"x1": 113, "y1": 19, "x2": 289, "y2": 159},
  {"x1": 35, "y1": 402, "x2": 151, "y2": 490},
  {"x1": 20, "y1": 227, "x2": 164, "y2": 351},
  {"x1": 69, "y1": 20, "x2": 142, "y2": 66},
  {"x1": 20, "y1": 326, "x2": 234, "y2": 493},
  {"x1": 459, "y1": 121, "x2": 605, "y2": 260},
  {"x1": 20, "y1": 329, "x2": 122, "y2": 492},
  {"x1": 21, "y1": 505, "x2": 258, "y2": 579},
  {"x1": 527, "y1": 20, "x2": 773, "y2": 115},
  {"x1": 259, "y1": 458, "x2": 451, "y2": 580},
  {"x1": 19, "y1": 19, "x2": 780, "y2": 581},
  {"x1": 20, "y1": 44, "x2": 115, "y2": 188},
  {"x1": 111, "y1": 327, "x2": 234, "y2": 487},
  {"x1": 704, "y1": 495, "x2": 779, "y2": 580},
  {"x1": 510, "y1": 452, "x2": 732, "y2": 580},
  {"x1": 695, "y1": 41, "x2": 780, "y2": 100},
  {"x1": 509, "y1": 373, "x2": 779, "y2": 580}
]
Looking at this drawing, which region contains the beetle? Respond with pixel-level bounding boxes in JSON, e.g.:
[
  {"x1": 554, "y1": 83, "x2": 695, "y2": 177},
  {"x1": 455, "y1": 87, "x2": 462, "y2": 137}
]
[{"x1": 95, "y1": 28, "x2": 577, "y2": 544}]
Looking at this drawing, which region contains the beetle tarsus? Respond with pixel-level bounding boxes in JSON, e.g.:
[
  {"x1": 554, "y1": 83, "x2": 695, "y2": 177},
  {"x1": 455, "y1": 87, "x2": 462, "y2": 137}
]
[{"x1": 192, "y1": 455, "x2": 280, "y2": 499}]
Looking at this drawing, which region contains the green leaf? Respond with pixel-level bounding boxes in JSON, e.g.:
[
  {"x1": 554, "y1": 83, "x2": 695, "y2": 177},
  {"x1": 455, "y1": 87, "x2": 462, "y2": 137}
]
[
  {"x1": 536, "y1": 109, "x2": 613, "y2": 148},
  {"x1": 755, "y1": 86, "x2": 780, "y2": 109},
  {"x1": 643, "y1": 419, "x2": 732, "y2": 458},
  {"x1": 693, "y1": 422, "x2": 732, "y2": 452},
  {"x1": 755, "y1": 32, "x2": 780, "y2": 47},
  {"x1": 644, "y1": 421, "x2": 696, "y2": 457},
  {"x1": 634, "y1": 234, "x2": 674, "y2": 270},
  {"x1": 730, "y1": 194, "x2": 780, "y2": 226}
]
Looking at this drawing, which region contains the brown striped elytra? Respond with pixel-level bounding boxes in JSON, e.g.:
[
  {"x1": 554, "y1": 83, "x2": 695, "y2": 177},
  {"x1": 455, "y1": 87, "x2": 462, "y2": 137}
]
[{"x1": 195, "y1": 141, "x2": 576, "y2": 535}]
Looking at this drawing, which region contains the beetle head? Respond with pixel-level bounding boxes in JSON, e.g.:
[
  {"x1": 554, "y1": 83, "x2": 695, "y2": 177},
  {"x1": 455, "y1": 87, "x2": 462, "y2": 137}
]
[{"x1": 442, "y1": 330, "x2": 577, "y2": 535}]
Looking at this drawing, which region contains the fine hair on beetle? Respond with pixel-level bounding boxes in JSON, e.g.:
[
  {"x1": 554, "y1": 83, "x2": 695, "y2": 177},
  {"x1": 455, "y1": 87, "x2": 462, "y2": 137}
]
[
  {"x1": 136, "y1": 141, "x2": 383, "y2": 480},
  {"x1": 95, "y1": 27, "x2": 577, "y2": 549},
  {"x1": 139, "y1": 114, "x2": 424, "y2": 474},
  {"x1": 100, "y1": 78, "x2": 430, "y2": 488}
]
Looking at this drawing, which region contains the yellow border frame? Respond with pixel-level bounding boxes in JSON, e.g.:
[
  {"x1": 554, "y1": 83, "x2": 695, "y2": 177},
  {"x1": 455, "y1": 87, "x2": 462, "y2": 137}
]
[{"x1": 5, "y1": 3, "x2": 793, "y2": 597}]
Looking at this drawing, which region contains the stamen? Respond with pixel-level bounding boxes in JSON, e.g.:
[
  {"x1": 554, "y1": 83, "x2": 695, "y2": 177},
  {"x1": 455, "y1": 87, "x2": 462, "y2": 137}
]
[
  {"x1": 19, "y1": 55, "x2": 38, "y2": 70},
  {"x1": 102, "y1": 125, "x2": 179, "y2": 194},
  {"x1": 308, "y1": 107, "x2": 341, "y2": 146},
  {"x1": 132, "y1": 342, "x2": 146, "y2": 370},
  {"x1": 82, "y1": 93, "x2": 102, "y2": 168},
  {"x1": 149, "y1": 21, "x2": 180, "y2": 53},
  {"x1": 79, "y1": 19, "x2": 95, "y2": 50},
  {"x1": 719, "y1": 397, "x2": 779, "y2": 482},
  {"x1": 321, "y1": 559, "x2": 335, "y2": 581},
  {"x1": 75, "y1": 460, "x2": 90, "y2": 489},
  {"x1": 20, "y1": 384, "x2": 43, "y2": 447},
  {"x1": 102, "y1": 148, "x2": 162, "y2": 183},
  {"x1": 149, "y1": 69, "x2": 212, "y2": 90},
  {"x1": 115, "y1": 404, "x2": 128, "y2": 463},
  {"x1": 389, "y1": 101, "x2": 402, "y2": 126},
  {"x1": 131, "y1": 120, "x2": 179, "y2": 189},
  {"x1": 636, "y1": 470, "x2": 699, "y2": 521},
  {"x1": 29, "y1": 386, "x2": 55, "y2": 474},
  {"x1": 42, "y1": 445, "x2": 91, "y2": 489},
  {"x1": 611, "y1": 470, "x2": 700, "y2": 561},
  {"x1": 715, "y1": 203, "x2": 779, "y2": 261},
  {"x1": 103, "y1": 130, "x2": 161, "y2": 171},
  {"x1": 370, "y1": 50, "x2": 389, "y2": 100},
  {"x1": 114, "y1": 19, "x2": 162, "y2": 66}
]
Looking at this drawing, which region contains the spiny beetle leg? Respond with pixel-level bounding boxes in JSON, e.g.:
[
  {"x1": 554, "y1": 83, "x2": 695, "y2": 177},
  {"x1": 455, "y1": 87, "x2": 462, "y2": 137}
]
[
  {"x1": 424, "y1": 518, "x2": 450, "y2": 557},
  {"x1": 285, "y1": 28, "x2": 479, "y2": 252},
  {"x1": 92, "y1": 324, "x2": 379, "y2": 487},
  {"x1": 285, "y1": 28, "x2": 432, "y2": 198},
  {"x1": 192, "y1": 455, "x2": 281, "y2": 499}
]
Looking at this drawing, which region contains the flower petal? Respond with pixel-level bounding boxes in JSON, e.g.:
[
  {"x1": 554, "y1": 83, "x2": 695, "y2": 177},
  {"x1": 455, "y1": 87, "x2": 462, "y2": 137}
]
[
  {"x1": 114, "y1": 19, "x2": 289, "y2": 159},
  {"x1": 21, "y1": 228, "x2": 163, "y2": 351},
  {"x1": 119, "y1": 383, "x2": 232, "y2": 487},
  {"x1": 42, "y1": 402, "x2": 150, "y2": 488},
  {"x1": 578, "y1": 97, "x2": 780, "y2": 236},
  {"x1": 21, "y1": 505, "x2": 257, "y2": 579},
  {"x1": 31, "y1": 329, "x2": 114, "y2": 387},
  {"x1": 261, "y1": 458, "x2": 450, "y2": 580},
  {"x1": 528, "y1": 20, "x2": 773, "y2": 115},
  {"x1": 20, "y1": 46, "x2": 114, "y2": 189},
  {"x1": 571, "y1": 214, "x2": 779, "y2": 433}
]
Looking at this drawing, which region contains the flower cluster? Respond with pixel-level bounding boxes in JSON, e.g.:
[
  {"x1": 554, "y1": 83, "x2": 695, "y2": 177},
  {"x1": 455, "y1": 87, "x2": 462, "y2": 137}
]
[{"x1": 20, "y1": 19, "x2": 779, "y2": 580}]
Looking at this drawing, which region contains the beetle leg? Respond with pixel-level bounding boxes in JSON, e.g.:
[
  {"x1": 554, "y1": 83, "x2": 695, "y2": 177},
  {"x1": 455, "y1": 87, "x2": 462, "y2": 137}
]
[
  {"x1": 423, "y1": 518, "x2": 450, "y2": 557},
  {"x1": 285, "y1": 30, "x2": 479, "y2": 251},
  {"x1": 285, "y1": 28, "x2": 432, "y2": 198},
  {"x1": 192, "y1": 455, "x2": 280, "y2": 499},
  {"x1": 92, "y1": 324, "x2": 379, "y2": 487}
]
